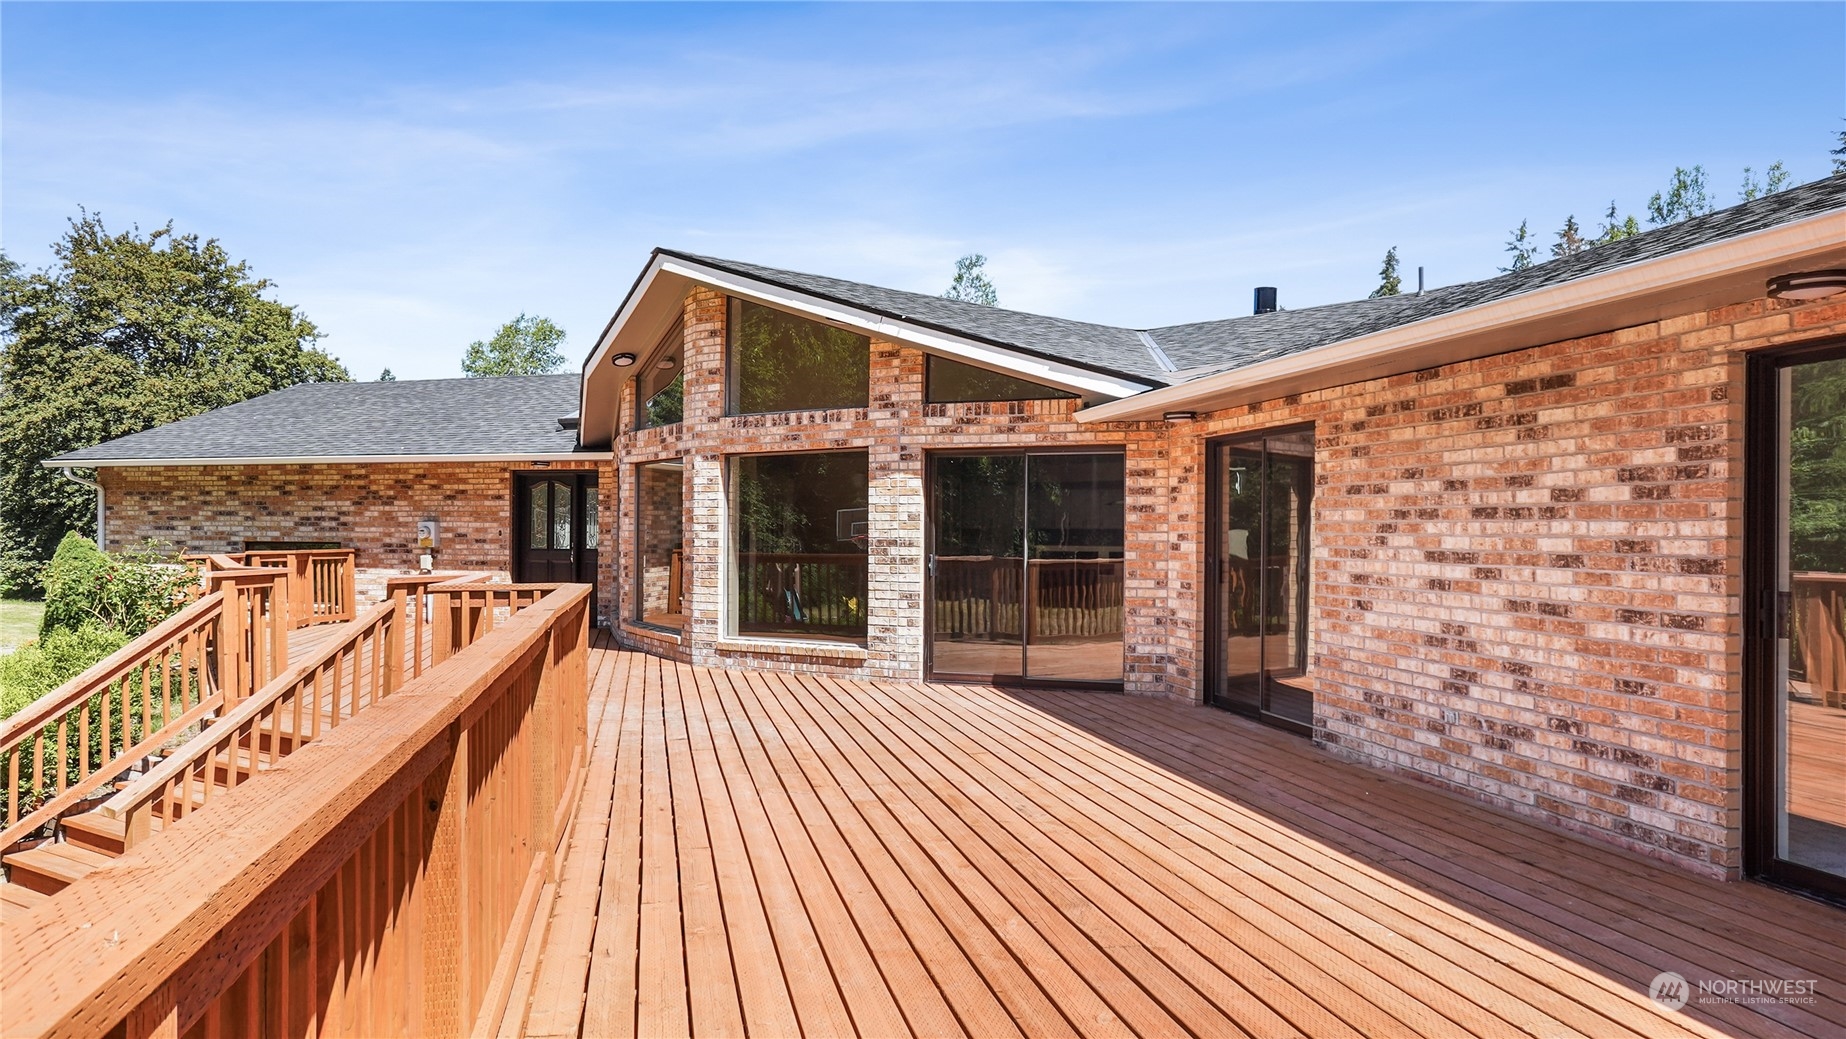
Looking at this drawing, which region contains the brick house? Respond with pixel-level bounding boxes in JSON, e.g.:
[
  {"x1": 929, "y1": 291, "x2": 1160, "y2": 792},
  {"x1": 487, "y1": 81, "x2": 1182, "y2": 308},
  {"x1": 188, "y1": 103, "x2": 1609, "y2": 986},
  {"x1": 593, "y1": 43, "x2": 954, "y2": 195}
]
[{"x1": 48, "y1": 176, "x2": 1846, "y2": 897}]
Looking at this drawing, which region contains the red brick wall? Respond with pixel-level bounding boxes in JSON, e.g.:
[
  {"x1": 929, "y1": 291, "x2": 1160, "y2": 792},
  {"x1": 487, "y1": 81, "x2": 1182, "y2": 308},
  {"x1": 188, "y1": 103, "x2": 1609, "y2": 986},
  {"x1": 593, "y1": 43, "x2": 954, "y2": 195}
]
[
  {"x1": 1163, "y1": 294, "x2": 1846, "y2": 876},
  {"x1": 99, "y1": 460, "x2": 618, "y2": 617},
  {"x1": 91, "y1": 284, "x2": 1846, "y2": 878},
  {"x1": 611, "y1": 287, "x2": 1176, "y2": 687}
]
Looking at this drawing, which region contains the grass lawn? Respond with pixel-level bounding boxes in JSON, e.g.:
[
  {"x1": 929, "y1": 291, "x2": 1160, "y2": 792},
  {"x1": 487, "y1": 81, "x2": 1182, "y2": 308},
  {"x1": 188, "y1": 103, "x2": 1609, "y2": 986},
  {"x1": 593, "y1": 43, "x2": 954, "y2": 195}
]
[{"x1": 1, "y1": 598, "x2": 45, "y2": 656}]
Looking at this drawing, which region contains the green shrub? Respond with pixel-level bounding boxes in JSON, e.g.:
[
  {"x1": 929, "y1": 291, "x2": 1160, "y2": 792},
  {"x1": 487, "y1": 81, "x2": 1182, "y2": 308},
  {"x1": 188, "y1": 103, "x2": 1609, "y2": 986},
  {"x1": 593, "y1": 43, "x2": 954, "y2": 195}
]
[
  {"x1": 39, "y1": 534, "x2": 196, "y2": 639},
  {"x1": 0, "y1": 621, "x2": 129, "y2": 719}
]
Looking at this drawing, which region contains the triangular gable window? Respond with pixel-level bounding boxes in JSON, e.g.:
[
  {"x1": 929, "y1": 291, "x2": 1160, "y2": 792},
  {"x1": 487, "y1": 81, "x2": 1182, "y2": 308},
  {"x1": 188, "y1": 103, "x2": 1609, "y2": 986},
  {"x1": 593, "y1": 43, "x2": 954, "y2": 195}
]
[
  {"x1": 926, "y1": 356, "x2": 1078, "y2": 404},
  {"x1": 728, "y1": 299, "x2": 870, "y2": 414}
]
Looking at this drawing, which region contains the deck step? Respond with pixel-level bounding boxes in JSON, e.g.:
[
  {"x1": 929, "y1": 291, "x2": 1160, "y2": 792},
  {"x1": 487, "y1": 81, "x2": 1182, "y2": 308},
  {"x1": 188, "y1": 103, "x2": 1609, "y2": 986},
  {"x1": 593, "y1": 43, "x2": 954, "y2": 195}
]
[
  {"x1": 0, "y1": 881, "x2": 48, "y2": 927},
  {"x1": 1, "y1": 842, "x2": 115, "y2": 896},
  {"x1": 60, "y1": 811, "x2": 129, "y2": 856}
]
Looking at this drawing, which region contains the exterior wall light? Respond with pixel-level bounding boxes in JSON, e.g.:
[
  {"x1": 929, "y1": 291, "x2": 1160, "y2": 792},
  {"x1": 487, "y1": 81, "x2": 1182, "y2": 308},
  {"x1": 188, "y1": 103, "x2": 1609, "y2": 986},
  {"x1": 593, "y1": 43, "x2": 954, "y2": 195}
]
[
  {"x1": 1767, "y1": 270, "x2": 1846, "y2": 301},
  {"x1": 656, "y1": 355, "x2": 678, "y2": 370},
  {"x1": 1163, "y1": 411, "x2": 1197, "y2": 422},
  {"x1": 611, "y1": 352, "x2": 638, "y2": 367}
]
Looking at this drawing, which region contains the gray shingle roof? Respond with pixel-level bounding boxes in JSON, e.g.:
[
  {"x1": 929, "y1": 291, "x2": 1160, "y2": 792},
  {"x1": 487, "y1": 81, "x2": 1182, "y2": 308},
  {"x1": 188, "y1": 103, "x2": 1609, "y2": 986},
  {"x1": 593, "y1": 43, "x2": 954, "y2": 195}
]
[
  {"x1": 659, "y1": 249, "x2": 1170, "y2": 385},
  {"x1": 48, "y1": 374, "x2": 584, "y2": 464},
  {"x1": 1151, "y1": 173, "x2": 1846, "y2": 378},
  {"x1": 672, "y1": 174, "x2": 1846, "y2": 385}
]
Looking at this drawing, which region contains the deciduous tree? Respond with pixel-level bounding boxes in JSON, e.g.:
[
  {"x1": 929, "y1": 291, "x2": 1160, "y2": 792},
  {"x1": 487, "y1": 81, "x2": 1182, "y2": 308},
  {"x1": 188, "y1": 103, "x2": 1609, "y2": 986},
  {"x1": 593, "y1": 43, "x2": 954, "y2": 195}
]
[
  {"x1": 0, "y1": 213, "x2": 347, "y2": 593},
  {"x1": 1647, "y1": 165, "x2": 1714, "y2": 225},
  {"x1": 461, "y1": 314, "x2": 567, "y2": 377}
]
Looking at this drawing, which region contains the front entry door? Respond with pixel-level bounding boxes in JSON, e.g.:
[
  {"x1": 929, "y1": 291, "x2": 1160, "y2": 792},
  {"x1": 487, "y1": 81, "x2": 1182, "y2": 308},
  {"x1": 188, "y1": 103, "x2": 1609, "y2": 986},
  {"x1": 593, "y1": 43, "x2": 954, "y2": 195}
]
[
  {"x1": 514, "y1": 472, "x2": 599, "y2": 587},
  {"x1": 1207, "y1": 427, "x2": 1315, "y2": 734},
  {"x1": 1747, "y1": 341, "x2": 1846, "y2": 901}
]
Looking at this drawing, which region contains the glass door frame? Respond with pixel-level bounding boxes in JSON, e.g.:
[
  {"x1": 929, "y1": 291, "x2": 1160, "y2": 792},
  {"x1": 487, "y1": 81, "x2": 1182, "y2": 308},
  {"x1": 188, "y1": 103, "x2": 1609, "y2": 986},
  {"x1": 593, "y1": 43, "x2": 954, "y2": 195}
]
[
  {"x1": 1204, "y1": 424, "x2": 1316, "y2": 736},
  {"x1": 923, "y1": 447, "x2": 1127, "y2": 690},
  {"x1": 1744, "y1": 337, "x2": 1846, "y2": 903}
]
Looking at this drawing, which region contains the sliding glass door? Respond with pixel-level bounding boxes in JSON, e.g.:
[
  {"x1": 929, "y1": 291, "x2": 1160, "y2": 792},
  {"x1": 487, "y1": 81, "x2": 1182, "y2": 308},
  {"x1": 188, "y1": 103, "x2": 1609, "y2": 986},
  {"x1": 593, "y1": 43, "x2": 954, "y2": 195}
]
[
  {"x1": 1208, "y1": 428, "x2": 1314, "y2": 732},
  {"x1": 1747, "y1": 342, "x2": 1846, "y2": 900},
  {"x1": 928, "y1": 451, "x2": 1125, "y2": 685}
]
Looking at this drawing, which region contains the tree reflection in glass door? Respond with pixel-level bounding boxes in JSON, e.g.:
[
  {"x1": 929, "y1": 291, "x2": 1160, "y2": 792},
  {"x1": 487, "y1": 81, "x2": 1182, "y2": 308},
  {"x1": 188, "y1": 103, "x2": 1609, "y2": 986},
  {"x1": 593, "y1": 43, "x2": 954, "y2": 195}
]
[{"x1": 1209, "y1": 428, "x2": 1315, "y2": 731}]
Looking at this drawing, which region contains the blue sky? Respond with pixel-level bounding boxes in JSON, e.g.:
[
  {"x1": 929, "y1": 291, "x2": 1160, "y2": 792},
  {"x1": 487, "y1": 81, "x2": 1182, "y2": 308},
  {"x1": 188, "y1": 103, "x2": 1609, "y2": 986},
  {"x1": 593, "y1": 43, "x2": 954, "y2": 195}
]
[{"x1": 4, "y1": 2, "x2": 1842, "y2": 380}]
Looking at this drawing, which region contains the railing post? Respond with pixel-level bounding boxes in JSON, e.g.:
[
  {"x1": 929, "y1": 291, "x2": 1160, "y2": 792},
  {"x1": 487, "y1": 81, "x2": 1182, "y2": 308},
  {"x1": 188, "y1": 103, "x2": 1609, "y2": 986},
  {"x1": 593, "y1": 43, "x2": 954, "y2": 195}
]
[
  {"x1": 432, "y1": 591, "x2": 454, "y2": 666},
  {"x1": 213, "y1": 576, "x2": 247, "y2": 708},
  {"x1": 383, "y1": 605, "x2": 403, "y2": 695},
  {"x1": 124, "y1": 978, "x2": 179, "y2": 1039},
  {"x1": 123, "y1": 798, "x2": 152, "y2": 851},
  {"x1": 340, "y1": 551, "x2": 357, "y2": 622},
  {"x1": 267, "y1": 574, "x2": 289, "y2": 682}
]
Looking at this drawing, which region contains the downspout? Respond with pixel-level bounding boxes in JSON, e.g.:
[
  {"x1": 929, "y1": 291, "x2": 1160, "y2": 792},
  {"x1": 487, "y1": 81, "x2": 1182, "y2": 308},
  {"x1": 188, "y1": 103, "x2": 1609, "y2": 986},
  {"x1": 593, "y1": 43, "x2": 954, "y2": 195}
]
[{"x1": 59, "y1": 467, "x2": 104, "y2": 549}]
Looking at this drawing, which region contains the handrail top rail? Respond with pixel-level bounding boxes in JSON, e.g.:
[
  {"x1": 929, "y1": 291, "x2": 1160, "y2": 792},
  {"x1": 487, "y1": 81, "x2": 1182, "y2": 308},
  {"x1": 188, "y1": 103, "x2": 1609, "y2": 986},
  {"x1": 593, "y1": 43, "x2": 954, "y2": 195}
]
[
  {"x1": 97, "y1": 598, "x2": 399, "y2": 822},
  {"x1": 1791, "y1": 571, "x2": 1846, "y2": 585},
  {"x1": 0, "y1": 591, "x2": 226, "y2": 750},
  {"x1": 436, "y1": 581, "x2": 576, "y2": 594},
  {"x1": 383, "y1": 571, "x2": 499, "y2": 594},
  {"x1": 0, "y1": 584, "x2": 592, "y2": 1039}
]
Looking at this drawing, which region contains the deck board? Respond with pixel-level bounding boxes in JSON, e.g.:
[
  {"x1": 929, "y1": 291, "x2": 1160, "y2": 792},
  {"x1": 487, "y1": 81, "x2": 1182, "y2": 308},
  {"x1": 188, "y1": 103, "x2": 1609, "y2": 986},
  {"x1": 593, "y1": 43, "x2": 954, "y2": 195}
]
[{"x1": 516, "y1": 642, "x2": 1846, "y2": 1038}]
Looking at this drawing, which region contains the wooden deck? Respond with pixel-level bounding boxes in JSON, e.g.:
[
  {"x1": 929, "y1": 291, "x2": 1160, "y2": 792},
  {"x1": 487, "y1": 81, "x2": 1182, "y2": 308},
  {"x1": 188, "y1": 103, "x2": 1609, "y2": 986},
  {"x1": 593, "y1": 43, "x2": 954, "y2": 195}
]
[{"x1": 510, "y1": 639, "x2": 1846, "y2": 1039}]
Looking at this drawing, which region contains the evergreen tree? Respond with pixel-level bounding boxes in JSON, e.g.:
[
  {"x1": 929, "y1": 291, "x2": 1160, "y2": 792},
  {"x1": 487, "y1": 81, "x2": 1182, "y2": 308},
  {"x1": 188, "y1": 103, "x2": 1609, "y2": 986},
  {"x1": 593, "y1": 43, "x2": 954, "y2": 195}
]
[
  {"x1": 378, "y1": 368, "x2": 396, "y2": 381},
  {"x1": 1369, "y1": 246, "x2": 1402, "y2": 298},
  {"x1": 0, "y1": 213, "x2": 347, "y2": 592},
  {"x1": 1833, "y1": 121, "x2": 1846, "y2": 176},
  {"x1": 1551, "y1": 216, "x2": 1586, "y2": 259},
  {"x1": 461, "y1": 314, "x2": 567, "y2": 377},
  {"x1": 1647, "y1": 165, "x2": 1713, "y2": 225},
  {"x1": 943, "y1": 254, "x2": 999, "y2": 306},
  {"x1": 1501, "y1": 220, "x2": 1539, "y2": 273}
]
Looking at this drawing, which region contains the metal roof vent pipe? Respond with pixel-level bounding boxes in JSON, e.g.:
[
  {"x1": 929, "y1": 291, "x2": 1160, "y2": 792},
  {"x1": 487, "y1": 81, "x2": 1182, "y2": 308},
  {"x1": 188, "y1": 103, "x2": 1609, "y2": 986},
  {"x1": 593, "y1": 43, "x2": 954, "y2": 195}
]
[{"x1": 1254, "y1": 286, "x2": 1278, "y2": 314}]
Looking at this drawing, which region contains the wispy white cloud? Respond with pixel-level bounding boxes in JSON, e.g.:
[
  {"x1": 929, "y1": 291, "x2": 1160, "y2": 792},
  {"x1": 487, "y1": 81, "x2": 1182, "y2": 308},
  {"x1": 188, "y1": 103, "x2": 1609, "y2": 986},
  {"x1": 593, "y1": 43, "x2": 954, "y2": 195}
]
[{"x1": 4, "y1": 2, "x2": 1838, "y2": 378}]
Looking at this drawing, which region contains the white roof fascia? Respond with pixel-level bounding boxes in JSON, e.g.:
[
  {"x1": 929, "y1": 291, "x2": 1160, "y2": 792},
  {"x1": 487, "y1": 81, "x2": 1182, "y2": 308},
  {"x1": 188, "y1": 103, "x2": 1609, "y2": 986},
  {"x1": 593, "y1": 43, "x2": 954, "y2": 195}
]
[
  {"x1": 589, "y1": 255, "x2": 1153, "y2": 401},
  {"x1": 1076, "y1": 207, "x2": 1846, "y2": 423},
  {"x1": 44, "y1": 452, "x2": 614, "y2": 468}
]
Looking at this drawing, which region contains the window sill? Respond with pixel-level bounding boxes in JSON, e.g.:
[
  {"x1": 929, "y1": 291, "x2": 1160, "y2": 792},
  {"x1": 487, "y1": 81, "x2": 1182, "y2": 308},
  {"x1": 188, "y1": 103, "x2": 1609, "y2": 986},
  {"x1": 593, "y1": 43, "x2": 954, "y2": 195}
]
[{"x1": 714, "y1": 637, "x2": 869, "y2": 662}]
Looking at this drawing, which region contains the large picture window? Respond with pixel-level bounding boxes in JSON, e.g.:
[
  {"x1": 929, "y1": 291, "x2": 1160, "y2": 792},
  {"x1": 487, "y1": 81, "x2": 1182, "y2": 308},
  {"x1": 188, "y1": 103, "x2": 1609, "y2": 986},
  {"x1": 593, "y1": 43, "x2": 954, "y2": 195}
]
[
  {"x1": 635, "y1": 460, "x2": 685, "y2": 631},
  {"x1": 730, "y1": 451, "x2": 869, "y2": 642},
  {"x1": 728, "y1": 299, "x2": 869, "y2": 414}
]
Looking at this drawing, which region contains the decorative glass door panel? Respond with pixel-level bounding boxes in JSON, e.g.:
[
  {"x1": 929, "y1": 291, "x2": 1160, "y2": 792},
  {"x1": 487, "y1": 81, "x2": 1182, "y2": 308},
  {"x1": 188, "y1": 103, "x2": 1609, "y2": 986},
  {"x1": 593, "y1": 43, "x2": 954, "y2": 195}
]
[{"x1": 514, "y1": 473, "x2": 599, "y2": 588}]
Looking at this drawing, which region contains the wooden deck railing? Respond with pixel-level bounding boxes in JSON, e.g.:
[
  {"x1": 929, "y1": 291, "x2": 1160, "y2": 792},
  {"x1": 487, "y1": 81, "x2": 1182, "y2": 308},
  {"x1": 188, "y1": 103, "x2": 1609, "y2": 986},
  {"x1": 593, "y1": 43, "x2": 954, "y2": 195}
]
[
  {"x1": 430, "y1": 582, "x2": 556, "y2": 665},
  {"x1": 384, "y1": 571, "x2": 497, "y2": 680},
  {"x1": 1, "y1": 583, "x2": 591, "y2": 1039},
  {"x1": 0, "y1": 594, "x2": 227, "y2": 850},
  {"x1": 0, "y1": 567, "x2": 291, "y2": 854},
  {"x1": 243, "y1": 549, "x2": 358, "y2": 627},
  {"x1": 191, "y1": 549, "x2": 358, "y2": 630},
  {"x1": 98, "y1": 599, "x2": 400, "y2": 850}
]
